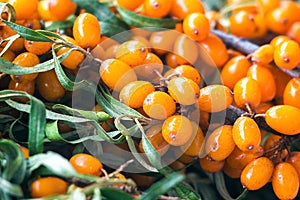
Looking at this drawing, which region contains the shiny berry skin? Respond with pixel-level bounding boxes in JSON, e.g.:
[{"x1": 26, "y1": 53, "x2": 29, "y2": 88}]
[
  {"x1": 116, "y1": 40, "x2": 148, "y2": 66},
  {"x1": 117, "y1": 0, "x2": 144, "y2": 11},
  {"x1": 183, "y1": 12, "x2": 210, "y2": 42},
  {"x1": 8, "y1": 79, "x2": 35, "y2": 103},
  {"x1": 170, "y1": 0, "x2": 205, "y2": 19},
  {"x1": 223, "y1": 163, "x2": 242, "y2": 179},
  {"x1": 174, "y1": 65, "x2": 201, "y2": 85},
  {"x1": 69, "y1": 153, "x2": 103, "y2": 176},
  {"x1": 36, "y1": 70, "x2": 65, "y2": 102},
  {"x1": 162, "y1": 115, "x2": 193, "y2": 146},
  {"x1": 73, "y1": 13, "x2": 101, "y2": 50},
  {"x1": 270, "y1": 35, "x2": 291, "y2": 48},
  {"x1": 198, "y1": 85, "x2": 233, "y2": 113},
  {"x1": 233, "y1": 77, "x2": 261, "y2": 110},
  {"x1": 265, "y1": 105, "x2": 300, "y2": 135},
  {"x1": 9, "y1": 0, "x2": 39, "y2": 20},
  {"x1": 272, "y1": 162, "x2": 299, "y2": 200},
  {"x1": 143, "y1": 0, "x2": 172, "y2": 18},
  {"x1": 274, "y1": 40, "x2": 300, "y2": 70},
  {"x1": 174, "y1": 35, "x2": 199, "y2": 65},
  {"x1": 283, "y1": 78, "x2": 300, "y2": 109},
  {"x1": 168, "y1": 77, "x2": 200, "y2": 105},
  {"x1": 287, "y1": 21, "x2": 300, "y2": 44},
  {"x1": 241, "y1": 157, "x2": 274, "y2": 190},
  {"x1": 99, "y1": 58, "x2": 137, "y2": 92},
  {"x1": 221, "y1": 55, "x2": 251, "y2": 90},
  {"x1": 205, "y1": 125, "x2": 235, "y2": 161},
  {"x1": 232, "y1": 116, "x2": 261, "y2": 152},
  {"x1": 143, "y1": 91, "x2": 176, "y2": 120},
  {"x1": 247, "y1": 64, "x2": 276, "y2": 102},
  {"x1": 48, "y1": 0, "x2": 77, "y2": 21},
  {"x1": 30, "y1": 177, "x2": 68, "y2": 198},
  {"x1": 251, "y1": 44, "x2": 274, "y2": 65},
  {"x1": 199, "y1": 155, "x2": 225, "y2": 173},
  {"x1": 183, "y1": 122, "x2": 205, "y2": 157},
  {"x1": 229, "y1": 11, "x2": 256, "y2": 38},
  {"x1": 119, "y1": 81, "x2": 155, "y2": 109},
  {"x1": 24, "y1": 40, "x2": 52, "y2": 56},
  {"x1": 149, "y1": 30, "x2": 179, "y2": 55},
  {"x1": 286, "y1": 151, "x2": 300, "y2": 183}
]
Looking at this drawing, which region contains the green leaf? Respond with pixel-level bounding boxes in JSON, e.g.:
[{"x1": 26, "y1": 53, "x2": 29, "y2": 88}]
[
  {"x1": 100, "y1": 21, "x2": 130, "y2": 38},
  {"x1": 202, "y1": 0, "x2": 226, "y2": 11},
  {"x1": 101, "y1": 188, "x2": 134, "y2": 200},
  {"x1": 45, "y1": 15, "x2": 76, "y2": 31},
  {"x1": 117, "y1": 6, "x2": 180, "y2": 29},
  {"x1": 0, "y1": 177, "x2": 23, "y2": 197},
  {"x1": 139, "y1": 172, "x2": 184, "y2": 200}
]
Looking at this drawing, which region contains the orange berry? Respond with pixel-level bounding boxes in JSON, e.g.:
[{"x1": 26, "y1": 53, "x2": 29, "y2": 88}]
[
  {"x1": 10, "y1": 52, "x2": 40, "y2": 82},
  {"x1": 116, "y1": 40, "x2": 148, "y2": 66},
  {"x1": 149, "y1": 30, "x2": 179, "y2": 55},
  {"x1": 287, "y1": 21, "x2": 300, "y2": 44},
  {"x1": 257, "y1": 0, "x2": 279, "y2": 14},
  {"x1": 36, "y1": 70, "x2": 65, "y2": 102},
  {"x1": 117, "y1": 0, "x2": 144, "y2": 11},
  {"x1": 174, "y1": 35, "x2": 199, "y2": 65},
  {"x1": 48, "y1": 0, "x2": 77, "y2": 21},
  {"x1": 255, "y1": 102, "x2": 273, "y2": 114},
  {"x1": 8, "y1": 79, "x2": 35, "y2": 103},
  {"x1": 205, "y1": 125, "x2": 235, "y2": 161},
  {"x1": 91, "y1": 43, "x2": 106, "y2": 61},
  {"x1": 119, "y1": 81, "x2": 155, "y2": 109},
  {"x1": 265, "y1": 105, "x2": 300, "y2": 135},
  {"x1": 38, "y1": 0, "x2": 53, "y2": 21},
  {"x1": 223, "y1": 163, "x2": 242, "y2": 179},
  {"x1": 183, "y1": 12, "x2": 210, "y2": 41},
  {"x1": 286, "y1": 151, "x2": 300, "y2": 184},
  {"x1": 24, "y1": 40, "x2": 52, "y2": 56},
  {"x1": 20, "y1": 146, "x2": 29, "y2": 158},
  {"x1": 198, "y1": 85, "x2": 233, "y2": 113},
  {"x1": 270, "y1": 35, "x2": 291, "y2": 48},
  {"x1": 229, "y1": 11, "x2": 256, "y2": 38},
  {"x1": 241, "y1": 157, "x2": 274, "y2": 190},
  {"x1": 30, "y1": 177, "x2": 68, "y2": 198},
  {"x1": 232, "y1": 116, "x2": 261, "y2": 152},
  {"x1": 251, "y1": 44, "x2": 274, "y2": 65},
  {"x1": 174, "y1": 65, "x2": 201, "y2": 85},
  {"x1": 165, "y1": 52, "x2": 189, "y2": 68},
  {"x1": 0, "y1": 48, "x2": 16, "y2": 62},
  {"x1": 9, "y1": 0, "x2": 38, "y2": 20},
  {"x1": 274, "y1": 40, "x2": 300, "y2": 70},
  {"x1": 272, "y1": 162, "x2": 299, "y2": 200},
  {"x1": 170, "y1": 0, "x2": 205, "y2": 19},
  {"x1": 69, "y1": 153, "x2": 103, "y2": 176},
  {"x1": 183, "y1": 122, "x2": 205, "y2": 157},
  {"x1": 56, "y1": 36, "x2": 85, "y2": 70},
  {"x1": 168, "y1": 77, "x2": 200, "y2": 105},
  {"x1": 143, "y1": 0, "x2": 172, "y2": 18},
  {"x1": 199, "y1": 33, "x2": 229, "y2": 68},
  {"x1": 263, "y1": 135, "x2": 288, "y2": 164},
  {"x1": 247, "y1": 64, "x2": 276, "y2": 102},
  {"x1": 233, "y1": 77, "x2": 261, "y2": 110},
  {"x1": 221, "y1": 55, "x2": 251, "y2": 90},
  {"x1": 99, "y1": 58, "x2": 137, "y2": 92},
  {"x1": 143, "y1": 91, "x2": 176, "y2": 120},
  {"x1": 73, "y1": 13, "x2": 101, "y2": 49},
  {"x1": 283, "y1": 78, "x2": 300, "y2": 109},
  {"x1": 199, "y1": 155, "x2": 224, "y2": 173},
  {"x1": 162, "y1": 115, "x2": 193, "y2": 146}
]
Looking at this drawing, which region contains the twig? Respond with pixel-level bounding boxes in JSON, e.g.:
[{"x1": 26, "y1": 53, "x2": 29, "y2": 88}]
[{"x1": 108, "y1": 159, "x2": 134, "y2": 178}]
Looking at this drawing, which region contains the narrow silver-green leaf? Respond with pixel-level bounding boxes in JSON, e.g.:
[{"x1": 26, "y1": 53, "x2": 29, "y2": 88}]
[{"x1": 0, "y1": 177, "x2": 23, "y2": 197}]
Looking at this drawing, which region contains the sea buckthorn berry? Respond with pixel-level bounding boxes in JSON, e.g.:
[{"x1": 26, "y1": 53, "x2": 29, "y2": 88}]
[
  {"x1": 168, "y1": 77, "x2": 200, "y2": 105},
  {"x1": 287, "y1": 21, "x2": 300, "y2": 44},
  {"x1": 229, "y1": 11, "x2": 256, "y2": 38},
  {"x1": 8, "y1": 79, "x2": 35, "y2": 103},
  {"x1": 30, "y1": 177, "x2": 68, "y2": 198},
  {"x1": 36, "y1": 70, "x2": 65, "y2": 102},
  {"x1": 99, "y1": 58, "x2": 137, "y2": 92},
  {"x1": 116, "y1": 0, "x2": 144, "y2": 11},
  {"x1": 233, "y1": 77, "x2": 261, "y2": 110},
  {"x1": 174, "y1": 35, "x2": 199, "y2": 65},
  {"x1": 270, "y1": 35, "x2": 291, "y2": 48},
  {"x1": 226, "y1": 146, "x2": 264, "y2": 170},
  {"x1": 73, "y1": 13, "x2": 101, "y2": 50},
  {"x1": 183, "y1": 122, "x2": 205, "y2": 157},
  {"x1": 139, "y1": 124, "x2": 170, "y2": 156},
  {"x1": 134, "y1": 52, "x2": 164, "y2": 81},
  {"x1": 143, "y1": 0, "x2": 172, "y2": 18},
  {"x1": 255, "y1": 102, "x2": 273, "y2": 114},
  {"x1": 247, "y1": 64, "x2": 276, "y2": 102},
  {"x1": 24, "y1": 40, "x2": 52, "y2": 55},
  {"x1": 283, "y1": 78, "x2": 300, "y2": 109},
  {"x1": 264, "y1": 135, "x2": 288, "y2": 164},
  {"x1": 257, "y1": 0, "x2": 279, "y2": 14},
  {"x1": 205, "y1": 125, "x2": 235, "y2": 161},
  {"x1": 221, "y1": 55, "x2": 251, "y2": 90},
  {"x1": 38, "y1": 0, "x2": 53, "y2": 21},
  {"x1": 91, "y1": 43, "x2": 106, "y2": 61},
  {"x1": 48, "y1": 0, "x2": 77, "y2": 21},
  {"x1": 251, "y1": 14, "x2": 267, "y2": 39},
  {"x1": 274, "y1": 40, "x2": 300, "y2": 70},
  {"x1": 119, "y1": 81, "x2": 155, "y2": 109},
  {"x1": 250, "y1": 44, "x2": 274, "y2": 65},
  {"x1": 165, "y1": 52, "x2": 189, "y2": 68},
  {"x1": 69, "y1": 153, "x2": 103, "y2": 176},
  {"x1": 149, "y1": 30, "x2": 179, "y2": 55},
  {"x1": 232, "y1": 116, "x2": 261, "y2": 152},
  {"x1": 143, "y1": 91, "x2": 176, "y2": 120},
  {"x1": 198, "y1": 85, "x2": 233, "y2": 113},
  {"x1": 0, "y1": 48, "x2": 16, "y2": 61},
  {"x1": 286, "y1": 151, "x2": 300, "y2": 183},
  {"x1": 56, "y1": 36, "x2": 85, "y2": 70},
  {"x1": 183, "y1": 13, "x2": 210, "y2": 42},
  {"x1": 162, "y1": 115, "x2": 193, "y2": 146},
  {"x1": 116, "y1": 40, "x2": 148, "y2": 66},
  {"x1": 8, "y1": 0, "x2": 38, "y2": 20},
  {"x1": 170, "y1": 0, "x2": 205, "y2": 19},
  {"x1": 199, "y1": 155, "x2": 224, "y2": 173},
  {"x1": 104, "y1": 44, "x2": 120, "y2": 59},
  {"x1": 265, "y1": 105, "x2": 300, "y2": 135},
  {"x1": 19, "y1": 146, "x2": 29, "y2": 159},
  {"x1": 272, "y1": 162, "x2": 299, "y2": 200},
  {"x1": 10, "y1": 52, "x2": 40, "y2": 82},
  {"x1": 174, "y1": 65, "x2": 201, "y2": 85},
  {"x1": 241, "y1": 157, "x2": 274, "y2": 190},
  {"x1": 223, "y1": 162, "x2": 242, "y2": 179},
  {"x1": 199, "y1": 33, "x2": 229, "y2": 68}
]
